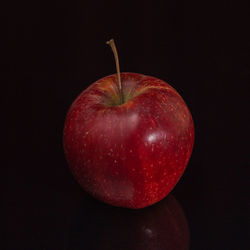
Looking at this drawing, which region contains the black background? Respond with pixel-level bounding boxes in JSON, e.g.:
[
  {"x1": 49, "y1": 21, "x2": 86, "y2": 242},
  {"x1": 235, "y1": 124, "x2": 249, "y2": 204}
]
[{"x1": 4, "y1": 0, "x2": 249, "y2": 249}]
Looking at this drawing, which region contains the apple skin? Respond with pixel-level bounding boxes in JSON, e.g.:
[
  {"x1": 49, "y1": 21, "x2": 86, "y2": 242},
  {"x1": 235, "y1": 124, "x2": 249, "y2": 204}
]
[{"x1": 63, "y1": 72, "x2": 194, "y2": 209}]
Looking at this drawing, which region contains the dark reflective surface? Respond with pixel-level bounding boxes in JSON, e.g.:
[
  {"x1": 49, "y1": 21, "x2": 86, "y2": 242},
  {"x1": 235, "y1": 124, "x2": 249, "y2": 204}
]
[{"x1": 67, "y1": 195, "x2": 189, "y2": 250}]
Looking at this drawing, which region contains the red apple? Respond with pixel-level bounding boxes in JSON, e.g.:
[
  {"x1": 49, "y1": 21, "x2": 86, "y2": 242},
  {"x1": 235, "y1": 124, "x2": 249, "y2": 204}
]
[{"x1": 63, "y1": 40, "x2": 194, "y2": 209}]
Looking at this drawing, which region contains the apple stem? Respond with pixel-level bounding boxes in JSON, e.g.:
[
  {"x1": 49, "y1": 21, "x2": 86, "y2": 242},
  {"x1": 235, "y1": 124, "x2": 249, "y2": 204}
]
[{"x1": 106, "y1": 39, "x2": 124, "y2": 104}]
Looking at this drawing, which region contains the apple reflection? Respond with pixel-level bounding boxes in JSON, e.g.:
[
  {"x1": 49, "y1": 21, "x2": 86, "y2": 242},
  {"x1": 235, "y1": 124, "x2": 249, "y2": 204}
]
[{"x1": 67, "y1": 194, "x2": 189, "y2": 250}]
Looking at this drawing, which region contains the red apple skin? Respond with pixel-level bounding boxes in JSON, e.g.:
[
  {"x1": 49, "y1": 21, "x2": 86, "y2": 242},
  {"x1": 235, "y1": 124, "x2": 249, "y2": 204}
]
[{"x1": 63, "y1": 72, "x2": 194, "y2": 209}]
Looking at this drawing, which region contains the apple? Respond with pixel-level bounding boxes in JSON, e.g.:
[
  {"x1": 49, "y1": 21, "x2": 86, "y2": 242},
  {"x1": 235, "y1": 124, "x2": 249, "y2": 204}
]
[{"x1": 63, "y1": 39, "x2": 194, "y2": 209}]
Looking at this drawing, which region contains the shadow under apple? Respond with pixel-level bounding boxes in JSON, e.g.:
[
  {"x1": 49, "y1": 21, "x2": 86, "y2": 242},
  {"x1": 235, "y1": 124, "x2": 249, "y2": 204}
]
[{"x1": 66, "y1": 194, "x2": 190, "y2": 250}]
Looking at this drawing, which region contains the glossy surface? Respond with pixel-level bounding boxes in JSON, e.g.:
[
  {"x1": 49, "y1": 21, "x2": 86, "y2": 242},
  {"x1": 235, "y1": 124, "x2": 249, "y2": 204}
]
[
  {"x1": 68, "y1": 194, "x2": 189, "y2": 250},
  {"x1": 63, "y1": 73, "x2": 194, "y2": 208}
]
